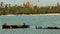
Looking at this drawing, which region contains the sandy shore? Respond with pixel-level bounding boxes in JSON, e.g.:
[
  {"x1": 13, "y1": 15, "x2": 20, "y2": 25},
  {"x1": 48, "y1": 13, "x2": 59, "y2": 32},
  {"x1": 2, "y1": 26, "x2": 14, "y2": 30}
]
[{"x1": 1, "y1": 13, "x2": 60, "y2": 16}]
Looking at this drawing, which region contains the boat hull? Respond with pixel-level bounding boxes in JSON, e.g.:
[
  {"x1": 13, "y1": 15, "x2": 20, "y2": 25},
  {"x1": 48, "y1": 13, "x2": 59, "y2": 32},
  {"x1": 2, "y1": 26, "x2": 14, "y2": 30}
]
[{"x1": 2, "y1": 24, "x2": 29, "y2": 29}]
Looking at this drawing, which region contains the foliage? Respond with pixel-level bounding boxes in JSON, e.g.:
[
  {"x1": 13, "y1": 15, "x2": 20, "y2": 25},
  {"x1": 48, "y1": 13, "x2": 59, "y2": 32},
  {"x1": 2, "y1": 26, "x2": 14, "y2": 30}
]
[{"x1": 0, "y1": 2, "x2": 60, "y2": 15}]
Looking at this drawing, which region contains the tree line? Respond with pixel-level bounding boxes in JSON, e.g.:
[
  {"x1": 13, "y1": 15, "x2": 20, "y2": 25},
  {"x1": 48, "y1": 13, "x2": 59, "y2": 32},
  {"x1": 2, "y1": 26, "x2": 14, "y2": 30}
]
[{"x1": 0, "y1": 2, "x2": 60, "y2": 15}]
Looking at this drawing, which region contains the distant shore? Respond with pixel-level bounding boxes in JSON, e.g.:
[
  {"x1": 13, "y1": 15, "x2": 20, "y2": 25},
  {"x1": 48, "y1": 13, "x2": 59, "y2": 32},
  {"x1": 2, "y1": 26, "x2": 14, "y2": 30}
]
[{"x1": 1, "y1": 13, "x2": 60, "y2": 16}]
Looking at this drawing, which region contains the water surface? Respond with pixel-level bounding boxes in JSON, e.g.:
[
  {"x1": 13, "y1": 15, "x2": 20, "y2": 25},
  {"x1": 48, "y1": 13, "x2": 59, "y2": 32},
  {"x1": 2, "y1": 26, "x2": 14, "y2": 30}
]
[{"x1": 0, "y1": 16, "x2": 60, "y2": 34}]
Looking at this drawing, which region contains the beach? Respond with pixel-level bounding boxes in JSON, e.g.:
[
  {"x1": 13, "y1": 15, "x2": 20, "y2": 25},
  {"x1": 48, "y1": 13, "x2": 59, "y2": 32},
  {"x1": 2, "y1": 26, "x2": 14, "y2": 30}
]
[{"x1": 1, "y1": 13, "x2": 60, "y2": 16}]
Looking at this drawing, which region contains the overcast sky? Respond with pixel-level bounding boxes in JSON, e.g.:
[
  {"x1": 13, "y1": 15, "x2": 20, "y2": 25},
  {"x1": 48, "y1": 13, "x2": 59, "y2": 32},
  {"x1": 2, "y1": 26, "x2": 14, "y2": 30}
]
[{"x1": 0, "y1": 0, "x2": 60, "y2": 6}]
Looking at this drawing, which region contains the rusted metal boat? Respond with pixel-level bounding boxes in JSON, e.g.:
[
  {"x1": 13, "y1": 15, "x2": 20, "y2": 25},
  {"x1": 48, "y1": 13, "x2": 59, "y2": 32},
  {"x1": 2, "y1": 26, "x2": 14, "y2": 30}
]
[{"x1": 2, "y1": 23, "x2": 29, "y2": 29}]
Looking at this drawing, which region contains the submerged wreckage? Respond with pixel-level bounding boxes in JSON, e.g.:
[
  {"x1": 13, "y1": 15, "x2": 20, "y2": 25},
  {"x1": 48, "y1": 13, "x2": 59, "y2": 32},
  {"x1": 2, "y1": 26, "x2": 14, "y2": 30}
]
[
  {"x1": 2, "y1": 23, "x2": 29, "y2": 29},
  {"x1": 36, "y1": 26, "x2": 60, "y2": 29},
  {"x1": 2, "y1": 23, "x2": 60, "y2": 29}
]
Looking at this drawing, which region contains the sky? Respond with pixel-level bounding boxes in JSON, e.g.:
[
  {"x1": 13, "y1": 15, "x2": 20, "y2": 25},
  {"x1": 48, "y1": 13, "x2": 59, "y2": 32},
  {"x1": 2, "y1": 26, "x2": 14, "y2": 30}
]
[{"x1": 0, "y1": 0, "x2": 60, "y2": 6}]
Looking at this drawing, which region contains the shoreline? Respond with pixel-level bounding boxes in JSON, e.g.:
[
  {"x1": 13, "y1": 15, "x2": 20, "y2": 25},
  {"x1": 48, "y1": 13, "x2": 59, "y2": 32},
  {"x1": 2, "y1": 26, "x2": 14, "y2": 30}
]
[{"x1": 1, "y1": 13, "x2": 60, "y2": 16}]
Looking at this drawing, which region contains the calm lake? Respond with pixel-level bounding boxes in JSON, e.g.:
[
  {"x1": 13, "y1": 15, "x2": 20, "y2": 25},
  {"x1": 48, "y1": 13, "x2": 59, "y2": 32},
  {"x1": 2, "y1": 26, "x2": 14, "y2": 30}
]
[{"x1": 0, "y1": 16, "x2": 60, "y2": 34}]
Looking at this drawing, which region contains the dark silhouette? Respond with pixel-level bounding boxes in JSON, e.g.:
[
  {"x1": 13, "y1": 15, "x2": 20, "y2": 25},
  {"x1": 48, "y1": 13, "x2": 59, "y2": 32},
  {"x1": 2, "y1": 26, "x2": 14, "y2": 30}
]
[{"x1": 2, "y1": 23, "x2": 29, "y2": 29}]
